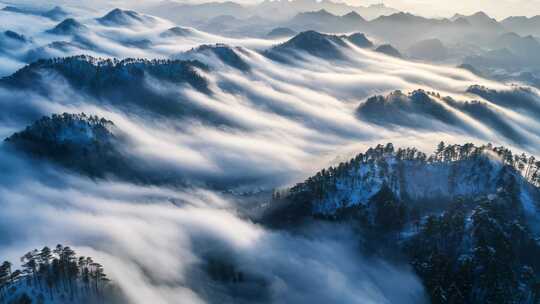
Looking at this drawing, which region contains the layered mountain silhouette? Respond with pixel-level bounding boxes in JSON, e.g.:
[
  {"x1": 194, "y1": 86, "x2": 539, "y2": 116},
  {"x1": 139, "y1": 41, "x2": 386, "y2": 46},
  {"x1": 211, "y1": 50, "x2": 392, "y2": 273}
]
[
  {"x1": 46, "y1": 18, "x2": 87, "y2": 35},
  {"x1": 286, "y1": 9, "x2": 367, "y2": 32},
  {"x1": 265, "y1": 30, "x2": 374, "y2": 62},
  {"x1": 375, "y1": 44, "x2": 402, "y2": 58},
  {"x1": 97, "y1": 8, "x2": 157, "y2": 27},
  {"x1": 176, "y1": 44, "x2": 251, "y2": 71},
  {"x1": 2, "y1": 5, "x2": 68, "y2": 21},
  {"x1": 357, "y1": 88, "x2": 534, "y2": 145},
  {"x1": 1, "y1": 56, "x2": 214, "y2": 118},
  {"x1": 502, "y1": 15, "x2": 540, "y2": 36},
  {"x1": 4, "y1": 113, "x2": 127, "y2": 178},
  {"x1": 407, "y1": 39, "x2": 448, "y2": 61},
  {"x1": 160, "y1": 26, "x2": 195, "y2": 38},
  {"x1": 266, "y1": 27, "x2": 297, "y2": 39}
]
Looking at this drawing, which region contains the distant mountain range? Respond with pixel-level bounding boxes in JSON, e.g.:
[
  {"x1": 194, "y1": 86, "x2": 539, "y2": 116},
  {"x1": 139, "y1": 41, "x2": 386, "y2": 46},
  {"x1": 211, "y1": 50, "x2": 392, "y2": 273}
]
[
  {"x1": 144, "y1": 0, "x2": 399, "y2": 24},
  {"x1": 1, "y1": 5, "x2": 68, "y2": 21}
]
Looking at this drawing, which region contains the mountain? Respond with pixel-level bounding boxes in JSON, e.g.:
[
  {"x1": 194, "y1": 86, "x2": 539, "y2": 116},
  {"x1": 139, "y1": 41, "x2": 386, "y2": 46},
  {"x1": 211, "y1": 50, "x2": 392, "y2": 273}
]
[
  {"x1": 0, "y1": 244, "x2": 116, "y2": 304},
  {"x1": 266, "y1": 30, "x2": 348, "y2": 61},
  {"x1": 263, "y1": 143, "x2": 540, "y2": 304},
  {"x1": 144, "y1": 1, "x2": 248, "y2": 24},
  {"x1": 1, "y1": 5, "x2": 68, "y2": 21},
  {"x1": 281, "y1": 142, "x2": 539, "y2": 215},
  {"x1": 493, "y1": 32, "x2": 540, "y2": 60},
  {"x1": 407, "y1": 39, "x2": 449, "y2": 61},
  {"x1": 4, "y1": 30, "x2": 27, "y2": 43},
  {"x1": 347, "y1": 33, "x2": 374, "y2": 48},
  {"x1": 41, "y1": 6, "x2": 69, "y2": 21},
  {"x1": 46, "y1": 18, "x2": 87, "y2": 35},
  {"x1": 97, "y1": 8, "x2": 156, "y2": 27},
  {"x1": 176, "y1": 44, "x2": 251, "y2": 72},
  {"x1": 367, "y1": 13, "x2": 454, "y2": 48},
  {"x1": 266, "y1": 27, "x2": 297, "y2": 39},
  {"x1": 357, "y1": 90, "x2": 461, "y2": 129},
  {"x1": 24, "y1": 41, "x2": 83, "y2": 63},
  {"x1": 2, "y1": 55, "x2": 209, "y2": 92},
  {"x1": 502, "y1": 16, "x2": 540, "y2": 36},
  {"x1": 254, "y1": 0, "x2": 398, "y2": 21},
  {"x1": 266, "y1": 30, "x2": 373, "y2": 62},
  {"x1": 4, "y1": 113, "x2": 126, "y2": 178},
  {"x1": 342, "y1": 11, "x2": 365, "y2": 22},
  {"x1": 375, "y1": 44, "x2": 403, "y2": 58},
  {"x1": 160, "y1": 26, "x2": 195, "y2": 38},
  {"x1": 1, "y1": 56, "x2": 211, "y2": 117},
  {"x1": 466, "y1": 85, "x2": 540, "y2": 117},
  {"x1": 357, "y1": 88, "x2": 532, "y2": 145},
  {"x1": 143, "y1": 0, "x2": 398, "y2": 25},
  {"x1": 287, "y1": 9, "x2": 367, "y2": 32},
  {"x1": 264, "y1": 143, "x2": 540, "y2": 238},
  {"x1": 451, "y1": 11, "x2": 503, "y2": 32},
  {"x1": 4, "y1": 113, "x2": 186, "y2": 183},
  {"x1": 464, "y1": 48, "x2": 523, "y2": 70}
]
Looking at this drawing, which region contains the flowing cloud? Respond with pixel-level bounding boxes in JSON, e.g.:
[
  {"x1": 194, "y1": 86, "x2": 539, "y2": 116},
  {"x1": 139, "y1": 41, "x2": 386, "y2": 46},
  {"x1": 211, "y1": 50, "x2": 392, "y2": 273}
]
[
  {"x1": 0, "y1": 149, "x2": 427, "y2": 304},
  {"x1": 1, "y1": 5, "x2": 540, "y2": 304}
]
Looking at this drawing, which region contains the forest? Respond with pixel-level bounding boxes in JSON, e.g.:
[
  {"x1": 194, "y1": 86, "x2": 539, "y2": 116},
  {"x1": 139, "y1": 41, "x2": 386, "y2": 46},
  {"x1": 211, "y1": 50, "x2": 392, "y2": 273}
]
[{"x1": 0, "y1": 245, "x2": 110, "y2": 304}]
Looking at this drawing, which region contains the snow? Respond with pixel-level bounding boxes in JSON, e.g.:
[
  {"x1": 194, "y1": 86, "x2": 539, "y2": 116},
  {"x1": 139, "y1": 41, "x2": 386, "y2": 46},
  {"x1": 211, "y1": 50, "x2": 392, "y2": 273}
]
[{"x1": 310, "y1": 152, "x2": 539, "y2": 216}]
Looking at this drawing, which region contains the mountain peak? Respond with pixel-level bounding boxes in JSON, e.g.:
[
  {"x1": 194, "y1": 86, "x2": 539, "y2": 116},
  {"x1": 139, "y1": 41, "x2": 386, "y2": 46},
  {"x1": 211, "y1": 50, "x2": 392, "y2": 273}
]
[
  {"x1": 5, "y1": 113, "x2": 116, "y2": 147},
  {"x1": 267, "y1": 31, "x2": 349, "y2": 61},
  {"x1": 42, "y1": 6, "x2": 68, "y2": 21},
  {"x1": 266, "y1": 27, "x2": 297, "y2": 39},
  {"x1": 285, "y1": 142, "x2": 540, "y2": 215},
  {"x1": 46, "y1": 18, "x2": 86, "y2": 35},
  {"x1": 97, "y1": 8, "x2": 154, "y2": 26},
  {"x1": 471, "y1": 11, "x2": 491, "y2": 19},
  {"x1": 342, "y1": 11, "x2": 365, "y2": 21},
  {"x1": 160, "y1": 26, "x2": 194, "y2": 38},
  {"x1": 375, "y1": 44, "x2": 403, "y2": 58},
  {"x1": 346, "y1": 33, "x2": 373, "y2": 48},
  {"x1": 180, "y1": 44, "x2": 250, "y2": 71},
  {"x1": 4, "y1": 30, "x2": 27, "y2": 42}
]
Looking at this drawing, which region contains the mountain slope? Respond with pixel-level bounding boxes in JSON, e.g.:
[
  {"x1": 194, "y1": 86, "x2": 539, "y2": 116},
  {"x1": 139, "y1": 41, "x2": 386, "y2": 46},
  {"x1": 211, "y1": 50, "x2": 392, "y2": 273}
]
[
  {"x1": 279, "y1": 143, "x2": 539, "y2": 217},
  {"x1": 176, "y1": 44, "x2": 251, "y2": 71},
  {"x1": 1, "y1": 56, "x2": 212, "y2": 117},
  {"x1": 46, "y1": 18, "x2": 87, "y2": 35},
  {"x1": 4, "y1": 113, "x2": 127, "y2": 178},
  {"x1": 0, "y1": 244, "x2": 117, "y2": 304},
  {"x1": 266, "y1": 30, "x2": 373, "y2": 62},
  {"x1": 97, "y1": 8, "x2": 156, "y2": 26}
]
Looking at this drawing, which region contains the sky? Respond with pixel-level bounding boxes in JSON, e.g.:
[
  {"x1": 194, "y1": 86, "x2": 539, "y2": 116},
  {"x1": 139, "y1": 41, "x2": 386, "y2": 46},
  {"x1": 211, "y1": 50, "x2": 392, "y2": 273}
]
[
  {"x1": 351, "y1": 0, "x2": 540, "y2": 19},
  {"x1": 164, "y1": 0, "x2": 540, "y2": 19},
  {"x1": 1, "y1": 0, "x2": 540, "y2": 19}
]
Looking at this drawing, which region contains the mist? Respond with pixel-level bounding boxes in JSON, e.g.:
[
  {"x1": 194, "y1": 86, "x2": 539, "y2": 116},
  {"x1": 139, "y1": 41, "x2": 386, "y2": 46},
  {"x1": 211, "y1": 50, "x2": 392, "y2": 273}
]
[{"x1": 1, "y1": 3, "x2": 540, "y2": 304}]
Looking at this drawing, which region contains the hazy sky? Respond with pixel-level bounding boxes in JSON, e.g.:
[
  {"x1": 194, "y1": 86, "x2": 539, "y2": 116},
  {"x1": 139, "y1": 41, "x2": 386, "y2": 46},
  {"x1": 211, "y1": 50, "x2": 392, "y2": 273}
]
[
  {"x1": 178, "y1": 0, "x2": 540, "y2": 19},
  {"x1": 2, "y1": 0, "x2": 540, "y2": 19},
  {"x1": 349, "y1": 0, "x2": 540, "y2": 19}
]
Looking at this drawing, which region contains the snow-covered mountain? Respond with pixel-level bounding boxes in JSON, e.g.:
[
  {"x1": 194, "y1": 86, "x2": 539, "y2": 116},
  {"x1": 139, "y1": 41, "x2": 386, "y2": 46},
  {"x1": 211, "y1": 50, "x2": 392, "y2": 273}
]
[
  {"x1": 263, "y1": 142, "x2": 540, "y2": 303},
  {"x1": 284, "y1": 143, "x2": 539, "y2": 216},
  {"x1": 4, "y1": 113, "x2": 125, "y2": 179},
  {"x1": 0, "y1": 244, "x2": 117, "y2": 304},
  {"x1": 1, "y1": 55, "x2": 211, "y2": 115}
]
